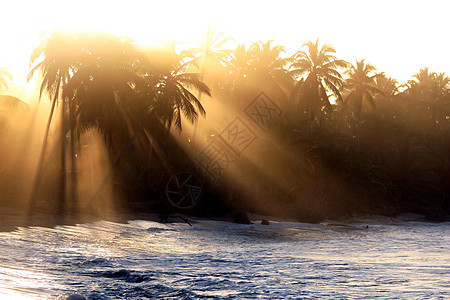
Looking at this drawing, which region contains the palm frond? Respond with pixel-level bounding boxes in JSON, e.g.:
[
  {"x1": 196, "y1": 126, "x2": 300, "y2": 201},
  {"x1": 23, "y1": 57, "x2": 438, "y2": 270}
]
[
  {"x1": 323, "y1": 77, "x2": 343, "y2": 103},
  {"x1": 174, "y1": 73, "x2": 211, "y2": 97},
  {"x1": 364, "y1": 84, "x2": 384, "y2": 96},
  {"x1": 363, "y1": 90, "x2": 376, "y2": 109},
  {"x1": 318, "y1": 82, "x2": 332, "y2": 113},
  {"x1": 0, "y1": 68, "x2": 12, "y2": 90}
]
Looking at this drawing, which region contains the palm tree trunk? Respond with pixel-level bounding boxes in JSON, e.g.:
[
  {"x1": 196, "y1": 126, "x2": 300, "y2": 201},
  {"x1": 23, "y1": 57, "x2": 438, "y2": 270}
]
[
  {"x1": 89, "y1": 131, "x2": 96, "y2": 197},
  {"x1": 29, "y1": 85, "x2": 60, "y2": 210},
  {"x1": 356, "y1": 106, "x2": 362, "y2": 152},
  {"x1": 69, "y1": 101, "x2": 77, "y2": 212},
  {"x1": 29, "y1": 107, "x2": 81, "y2": 212},
  {"x1": 306, "y1": 104, "x2": 313, "y2": 138},
  {"x1": 58, "y1": 98, "x2": 68, "y2": 214}
]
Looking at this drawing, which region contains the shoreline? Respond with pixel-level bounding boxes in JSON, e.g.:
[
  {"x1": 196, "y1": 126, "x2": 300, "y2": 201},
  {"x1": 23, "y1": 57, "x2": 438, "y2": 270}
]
[{"x1": 0, "y1": 206, "x2": 447, "y2": 233}]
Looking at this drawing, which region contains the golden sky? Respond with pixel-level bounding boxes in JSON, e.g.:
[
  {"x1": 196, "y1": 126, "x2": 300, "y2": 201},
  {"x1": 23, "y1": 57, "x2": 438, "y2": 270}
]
[{"x1": 1, "y1": 0, "x2": 449, "y2": 102}]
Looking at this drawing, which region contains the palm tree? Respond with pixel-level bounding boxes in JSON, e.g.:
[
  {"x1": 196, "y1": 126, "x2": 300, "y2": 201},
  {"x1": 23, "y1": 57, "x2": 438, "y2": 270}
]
[
  {"x1": 289, "y1": 39, "x2": 347, "y2": 131},
  {"x1": 191, "y1": 27, "x2": 231, "y2": 86},
  {"x1": 86, "y1": 47, "x2": 210, "y2": 209},
  {"x1": 374, "y1": 72, "x2": 399, "y2": 98},
  {"x1": 28, "y1": 30, "x2": 84, "y2": 211},
  {"x1": 403, "y1": 67, "x2": 450, "y2": 122},
  {"x1": 56, "y1": 32, "x2": 149, "y2": 210},
  {"x1": 63, "y1": 32, "x2": 143, "y2": 145},
  {"x1": 189, "y1": 27, "x2": 230, "y2": 143},
  {"x1": 406, "y1": 68, "x2": 449, "y2": 100},
  {"x1": 225, "y1": 44, "x2": 252, "y2": 95},
  {"x1": 28, "y1": 31, "x2": 146, "y2": 211},
  {"x1": 29, "y1": 31, "x2": 211, "y2": 212},
  {"x1": 343, "y1": 59, "x2": 384, "y2": 150},
  {"x1": 248, "y1": 40, "x2": 293, "y2": 94},
  {"x1": 150, "y1": 52, "x2": 210, "y2": 131},
  {"x1": 0, "y1": 68, "x2": 11, "y2": 91},
  {"x1": 406, "y1": 67, "x2": 435, "y2": 91},
  {"x1": 344, "y1": 60, "x2": 384, "y2": 110},
  {"x1": 434, "y1": 72, "x2": 450, "y2": 94},
  {"x1": 225, "y1": 41, "x2": 292, "y2": 110}
]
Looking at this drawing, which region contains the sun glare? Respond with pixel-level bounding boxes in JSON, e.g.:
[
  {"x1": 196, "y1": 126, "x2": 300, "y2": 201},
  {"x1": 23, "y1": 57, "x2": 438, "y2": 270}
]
[
  {"x1": 1, "y1": 0, "x2": 449, "y2": 223},
  {"x1": 2, "y1": 0, "x2": 450, "y2": 92},
  {"x1": 0, "y1": 2, "x2": 449, "y2": 299}
]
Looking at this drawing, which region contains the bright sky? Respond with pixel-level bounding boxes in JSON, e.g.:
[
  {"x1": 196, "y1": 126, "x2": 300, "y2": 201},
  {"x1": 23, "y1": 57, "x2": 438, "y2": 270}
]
[{"x1": 1, "y1": 0, "x2": 449, "y2": 102}]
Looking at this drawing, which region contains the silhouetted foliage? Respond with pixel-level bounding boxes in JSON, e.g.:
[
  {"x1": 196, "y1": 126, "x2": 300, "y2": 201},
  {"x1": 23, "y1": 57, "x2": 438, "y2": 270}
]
[
  {"x1": 0, "y1": 68, "x2": 11, "y2": 91},
  {"x1": 1, "y1": 30, "x2": 449, "y2": 222},
  {"x1": 290, "y1": 39, "x2": 347, "y2": 121}
]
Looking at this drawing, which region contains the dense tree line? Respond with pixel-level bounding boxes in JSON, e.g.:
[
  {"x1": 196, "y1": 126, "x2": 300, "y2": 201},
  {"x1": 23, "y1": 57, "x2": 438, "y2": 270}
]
[{"x1": 1, "y1": 30, "x2": 449, "y2": 221}]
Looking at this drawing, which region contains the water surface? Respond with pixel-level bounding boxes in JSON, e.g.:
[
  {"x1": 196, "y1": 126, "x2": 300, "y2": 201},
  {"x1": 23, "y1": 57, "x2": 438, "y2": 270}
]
[{"x1": 0, "y1": 216, "x2": 448, "y2": 299}]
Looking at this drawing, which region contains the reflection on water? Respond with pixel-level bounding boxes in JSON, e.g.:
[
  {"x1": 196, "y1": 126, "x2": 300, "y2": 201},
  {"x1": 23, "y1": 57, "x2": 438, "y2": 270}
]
[{"x1": 0, "y1": 218, "x2": 448, "y2": 299}]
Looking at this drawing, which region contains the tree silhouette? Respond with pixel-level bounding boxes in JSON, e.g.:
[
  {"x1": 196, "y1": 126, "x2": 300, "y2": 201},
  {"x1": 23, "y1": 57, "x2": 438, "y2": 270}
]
[
  {"x1": 63, "y1": 32, "x2": 143, "y2": 146},
  {"x1": 343, "y1": 59, "x2": 384, "y2": 150},
  {"x1": 15, "y1": 31, "x2": 450, "y2": 221},
  {"x1": 224, "y1": 44, "x2": 252, "y2": 97},
  {"x1": 0, "y1": 68, "x2": 11, "y2": 91},
  {"x1": 189, "y1": 27, "x2": 229, "y2": 142},
  {"x1": 248, "y1": 40, "x2": 293, "y2": 93},
  {"x1": 344, "y1": 60, "x2": 384, "y2": 111},
  {"x1": 407, "y1": 68, "x2": 449, "y2": 101},
  {"x1": 374, "y1": 72, "x2": 399, "y2": 98},
  {"x1": 403, "y1": 67, "x2": 450, "y2": 122},
  {"x1": 224, "y1": 41, "x2": 292, "y2": 111},
  {"x1": 289, "y1": 39, "x2": 347, "y2": 134},
  {"x1": 28, "y1": 31, "x2": 210, "y2": 212},
  {"x1": 191, "y1": 27, "x2": 230, "y2": 87},
  {"x1": 28, "y1": 30, "x2": 85, "y2": 210},
  {"x1": 142, "y1": 48, "x2": 210, "y2": 131}
]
